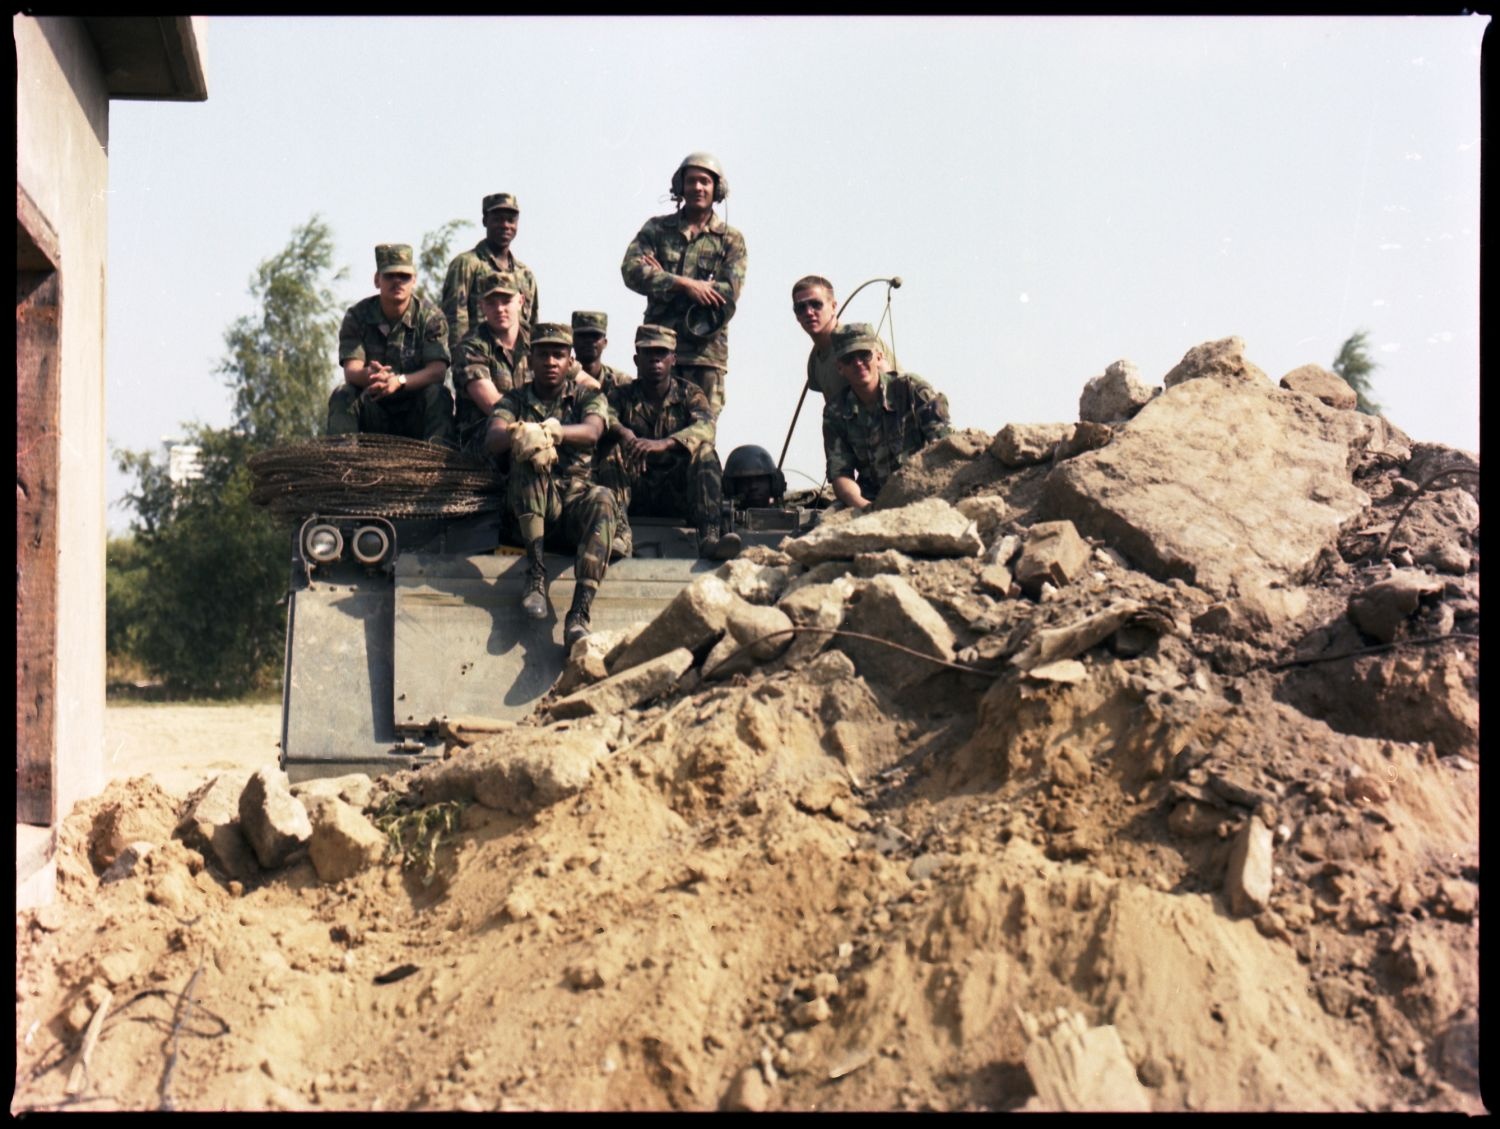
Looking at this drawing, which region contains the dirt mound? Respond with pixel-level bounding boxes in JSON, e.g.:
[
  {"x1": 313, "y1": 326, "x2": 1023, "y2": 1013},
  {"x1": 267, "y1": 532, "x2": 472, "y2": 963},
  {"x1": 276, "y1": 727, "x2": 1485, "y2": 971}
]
[{"x1": 14, "y1": 358, "x2": 1482, "y2": 1112}]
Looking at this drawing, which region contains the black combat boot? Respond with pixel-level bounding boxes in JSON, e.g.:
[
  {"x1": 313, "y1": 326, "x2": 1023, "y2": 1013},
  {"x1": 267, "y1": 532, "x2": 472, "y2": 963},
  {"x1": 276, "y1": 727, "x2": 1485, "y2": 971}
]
[
  {"x1": 564, "y1": 584, "x2": 596, "y2": 649},
  {"x1": 699, "y1": 522, "x2": 741, "y2": 561},
  {"x1": 520, "y1": 538, "x2": 548, "y2": 619}
]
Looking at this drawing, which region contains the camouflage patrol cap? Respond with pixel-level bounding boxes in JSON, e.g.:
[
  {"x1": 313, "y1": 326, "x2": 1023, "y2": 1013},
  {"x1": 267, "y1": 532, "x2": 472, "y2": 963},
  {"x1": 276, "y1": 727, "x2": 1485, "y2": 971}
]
[
  {"x1": 477, "y1": 270, "x2": 520, "y2": 298},
  {"x1": 571, "y1": 311, "x2": 608, "y2": 336},
  {"x1": 482, "y1": 192, "x2": 520, "y2": 215},
  {"x1": 530, "y1": 322, "x2": 573, "y2": 348},
  {"x1": 635, "y1": 324, "x2": 677, "y2": 351},
  {"x1": 375, "y1": 244, "x2": 416, "y2": 275},
  {"x1": 833, "y1": 322, "x2": 882, "y2": 360}
]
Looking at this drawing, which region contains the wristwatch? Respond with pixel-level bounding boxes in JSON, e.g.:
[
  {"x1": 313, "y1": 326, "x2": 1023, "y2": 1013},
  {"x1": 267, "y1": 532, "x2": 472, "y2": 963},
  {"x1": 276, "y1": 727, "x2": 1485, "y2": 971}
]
[{"x1": 396, "y1": 374, "x2": 407, "y2": 387}]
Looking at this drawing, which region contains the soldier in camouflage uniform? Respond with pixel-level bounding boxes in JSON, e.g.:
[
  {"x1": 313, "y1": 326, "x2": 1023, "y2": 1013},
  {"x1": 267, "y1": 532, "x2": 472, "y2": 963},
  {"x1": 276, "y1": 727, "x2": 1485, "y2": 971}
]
[
  {"x1": 597, "y1": 325, "x2": 740, "y2": 561},
  {"x1": 822, "y1": 322, "x2": 952, "y2": 511},
  {"x1": 568, "y1": 311, "x2": 633, "y2": 397},
  {"x1": 621, "y1": 153, "x2": 746, "y2": 419},
  {"x1": 442, "y1": 192, "x2": 539, "y2": 358},
  {"x1": 328, "y1": 243, "x2": 454, "y2": 444},
  {"x1": 791, "y1": 274, "x2": 898, "y2": 400},
  {"x1": 453, "y1": 270, "x2": 529, "y2": 453},
  {"x1": 486, "y1": 323, "x2": 616, "y2": 648}
]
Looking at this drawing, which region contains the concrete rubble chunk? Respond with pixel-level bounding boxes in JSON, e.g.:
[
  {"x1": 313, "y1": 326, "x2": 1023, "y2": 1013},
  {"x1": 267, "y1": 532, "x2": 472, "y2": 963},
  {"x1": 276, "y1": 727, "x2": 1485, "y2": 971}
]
[
  {"x1": 1019, "y1": 1008, "x2": 1152, "y2": 1112},
  {"x1": 1223, "y1": 815, "x2": 1275, "y2": 917},
  {"x1": 1014, "y1": 520, "x2": 1092, "y2": 597},
  {"x1": 956, "y1": 495, "x2": 1011, "y2": 545},
  {"x1": 1055, "y1": 421, "x2": 1114, "y2": 461},
  {"x1": 174, "y1": 772, "x2": 260, "y2": 880},
  {"x1": 1279, "y1": 364, "x2": 1357, "y2": 411},
  {"x1": 784, "y1": 498, "x2": 983, "y2": 567},
  {"x1": 776, "y1": 577, "x2": 855, "y2": 666},
  {"x1": 1347, "y1": 570, "x2": 1444, "y2": 643},
  {"x1": 837, "y1": 575, "x2": 955, "y2": 692},
  {"x1": 1011, "y1": 600, "x2": 1143, "y2": 670},
  {"x1": 990, "y1": 422, "x2": 1071, "y2": 467},
  {"x1": 611, "y1": 574, "x2": 737, "y2": 672},
  {"x1": 550, "y1": 647, "x2": 695, "y2": 719},
  {"x1": 1041, "y1": 375, "x2": 1373, "y2": 599},
  {"x1": 704, "y1": 603, "x2": 795, "y2": 680},
  {"x1": 1191, "y1": 584, "x2": 1309, "y2": 641},
  {"x1": 714, "y1": 558, "x2": 789, "y2": 606},
  {"x1": 289, "y1": 773, "x2": 376, "y2": 811},
  {"x1": 100, "y1": 841, "x2": 155, "y2": 885},
  {"x1": 1162, "y1": 335, "x2": 1270, "y2": 389},
  {"x1": 414, "y1": 727, "x2": 613, "y2": 815},
  {"x1": 239, "y1": 768, "x2": 313, "y2": 871},
  {"x1": 1079, "y1": 360, "x2": 1156, "y2": 423},
  {"x1": 308, "y1": 799, "x2": 387, "y2": 884},
  {"x1": 853, "y1": 549, "x2": 913, "y2": 578},
  {"x1": 555, "y1": 626, "x2": 631, "y2": 695}
]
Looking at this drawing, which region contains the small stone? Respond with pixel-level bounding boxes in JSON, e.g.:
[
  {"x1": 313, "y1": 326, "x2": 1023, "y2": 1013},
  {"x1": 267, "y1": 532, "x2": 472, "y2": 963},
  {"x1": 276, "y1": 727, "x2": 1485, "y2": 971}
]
[
  {"x1": 793, "y1": 997, "x2": 832, "y2": 1027},
  {"x1": 724, "y1": 1066, "x2": 768, "y2": 1112}
]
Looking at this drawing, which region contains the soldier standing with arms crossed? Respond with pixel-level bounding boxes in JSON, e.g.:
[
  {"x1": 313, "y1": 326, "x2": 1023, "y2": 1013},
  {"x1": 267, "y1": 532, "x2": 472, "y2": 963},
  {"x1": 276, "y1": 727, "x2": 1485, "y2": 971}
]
[{"x1": 621, "y1": 153, "x2": 746, "y2": 419}]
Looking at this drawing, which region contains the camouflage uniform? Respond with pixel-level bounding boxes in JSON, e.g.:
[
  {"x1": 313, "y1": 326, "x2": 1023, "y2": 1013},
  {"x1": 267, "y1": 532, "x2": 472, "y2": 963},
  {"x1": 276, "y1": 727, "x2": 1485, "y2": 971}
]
[
  {"x1": 597, "y1": 376, "x2": 723, "y2": 531},
  {"x1": 493, "y1": 379, "x2": 615, "y2": 585},
  {"x1": 620, "y1": 212, "x2": 746, "y2": 417},
  {"x1": 822, "y1": 371, "x2": 952, "y2": 503},
  {"x1": 442, "y1": 240, "x2": 539, "y2": 358},
  {"x1": 328, "y1": 290, "x2": 453, "y2": 443},
  {"x1": 454, "y1": 325, "x2": 528, "y2": 453}
]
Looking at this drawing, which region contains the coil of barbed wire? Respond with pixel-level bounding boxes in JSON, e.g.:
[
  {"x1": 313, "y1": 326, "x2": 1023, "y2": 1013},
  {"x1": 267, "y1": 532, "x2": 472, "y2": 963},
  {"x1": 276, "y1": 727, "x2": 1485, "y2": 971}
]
[{"x1": 247, "y1": 434, "x2": 505, "y2": 520}]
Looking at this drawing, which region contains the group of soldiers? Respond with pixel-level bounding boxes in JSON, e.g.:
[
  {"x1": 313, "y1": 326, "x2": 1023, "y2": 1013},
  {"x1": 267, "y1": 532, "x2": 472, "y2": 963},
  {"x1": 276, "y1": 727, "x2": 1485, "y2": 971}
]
[{"x1": 327, "y1": 152, "x2": 952, "y2": 649}]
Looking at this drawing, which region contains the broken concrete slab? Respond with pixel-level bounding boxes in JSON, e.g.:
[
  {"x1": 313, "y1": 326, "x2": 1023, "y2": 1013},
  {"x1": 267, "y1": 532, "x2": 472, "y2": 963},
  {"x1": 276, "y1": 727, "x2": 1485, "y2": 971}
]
[
  {"x1": 1280, "y1": 364, "x2": 1357, "y2": 411},
  {"x1": 289, "y1": 773, "x2": 376, "y2": 812},
  {"x1": 1224, "y1": 815, "x2": 1275, "y2": 917},
  {"x1": 1347, "y1": 570, "x2": 1444, "y2": 643},
  {"x1": 1014, "y1": 520, "x2": 1092, "y2": 597},
  {"x1": 785, "y1": 497, "x2": 983, "y2": 567},
  {"x1": 955, "y1": 495, "x2": 1011, "y2": 546},
  {"x1": 413, "y1": 727, "x2": 614, "y2": 815},
  {"x1": 174, "y1": 772, "x2": 259, "y2": 880},
  {"x1": 239, "y1": 768, "x2": 313, "y2": 871},
  {"x1": 990, "y1": 423, "x2": 1070, "y2": 467},
  {"x1": 308, "y1": 800, "x2": 387, "y2": 884},
  {"x1": 714, "y1": 558, "x2": 790, "y2": 606},
  {"x1": 611, "y1": 574, "x2": 737, "y2": 672},
  {"x1": 1191, "y1": 584, "x2": 1310, "y2": 642},
  {"x1": 1040, "y1": 375, "x2": 1373, "y2": 599},
  {"x1": 1162, "y1": 335, "x2": 1270, "y2": 389},
  {"x1": 704, "y1": 603, "x2": 795, "y2": 679},
  {"x1": 556, "y1": 626, "x2": 632, "y2": 695},
  {"x1": 1019, "y1": 1008, "x2": 1152, "y2": 1112},
  {"x1": 1079, "y1": 359, "x2": 1156, "y2": 423},
  {"x1": 852, "y1": 549, "x2": 913, "y2": 578},
  {"x1": 775, "y1": 577, "x2": 855, "y2": 667},
  {"x1": 549, "y1": 647, "x2": 695, "y2": 719},
  {"x1": 837, "y1": 575, "x2": 956, "y2": 692},
  {"x1": 1011, "y1": 600, "x2": 1144, "y2": 670}
]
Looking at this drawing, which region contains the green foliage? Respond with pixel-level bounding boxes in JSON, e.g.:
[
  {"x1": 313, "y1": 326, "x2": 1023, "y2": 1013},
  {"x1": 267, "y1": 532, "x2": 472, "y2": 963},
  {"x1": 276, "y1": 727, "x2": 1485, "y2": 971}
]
[
  {"x1": 373, "y1": 797, "x2": 465, "y2": 885},
  {"x1": 104, "y1": 535, "x2": 150, "y2": 668},
  {"x1": 1332, "y1": 329, "x2": 1383, "y2": 416},
  {"x1": 418, "y1": 218, "x2": 470, "y2": 304},
  {"x1": 221, "y1": 215, "x2": 346, "y2": 447}
]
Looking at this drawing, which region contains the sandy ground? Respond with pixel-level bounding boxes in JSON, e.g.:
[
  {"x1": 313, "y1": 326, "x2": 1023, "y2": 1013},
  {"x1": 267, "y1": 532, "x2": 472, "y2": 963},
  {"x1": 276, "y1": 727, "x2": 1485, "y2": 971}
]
[{"x1": 104, "y1": 703, "x2": 283, "y2": 799}]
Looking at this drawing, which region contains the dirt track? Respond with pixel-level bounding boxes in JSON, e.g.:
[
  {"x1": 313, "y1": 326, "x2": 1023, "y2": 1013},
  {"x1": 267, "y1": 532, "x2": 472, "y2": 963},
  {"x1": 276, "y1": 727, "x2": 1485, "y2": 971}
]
[{"x1": 105, "y1": 703, "x2": 282, "y2": 799}]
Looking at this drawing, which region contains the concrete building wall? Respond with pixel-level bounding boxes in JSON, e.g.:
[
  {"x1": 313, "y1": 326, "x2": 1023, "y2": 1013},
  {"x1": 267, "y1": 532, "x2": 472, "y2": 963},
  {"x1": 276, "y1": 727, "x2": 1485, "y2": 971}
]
[{"x1": 15, "y1": 14, "x2": 112, "y2": 820}]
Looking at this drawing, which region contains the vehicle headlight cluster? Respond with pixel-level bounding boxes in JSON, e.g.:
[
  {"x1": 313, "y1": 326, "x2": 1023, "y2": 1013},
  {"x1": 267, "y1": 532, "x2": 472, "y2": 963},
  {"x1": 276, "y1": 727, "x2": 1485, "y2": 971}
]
[{"x1": 301, "y1": 519, "x2": 394, "y2": 569}]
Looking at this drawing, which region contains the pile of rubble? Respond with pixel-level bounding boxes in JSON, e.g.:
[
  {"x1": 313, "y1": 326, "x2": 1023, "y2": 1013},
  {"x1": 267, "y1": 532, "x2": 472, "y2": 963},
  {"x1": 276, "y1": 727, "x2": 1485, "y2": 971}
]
[{"x1": 14, "y1": 336, "x2": 1479, "y2": 1112}]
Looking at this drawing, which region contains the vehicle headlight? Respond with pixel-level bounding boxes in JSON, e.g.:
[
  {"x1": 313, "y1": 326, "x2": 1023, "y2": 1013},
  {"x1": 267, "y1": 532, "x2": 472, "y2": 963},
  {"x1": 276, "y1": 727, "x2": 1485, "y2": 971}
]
[
  {"x1": 304, "y1": 523, "x2": 344, "y2": 564},
  {"x1": 352, "y1": 524, "x2": 392, "y2": 566}
]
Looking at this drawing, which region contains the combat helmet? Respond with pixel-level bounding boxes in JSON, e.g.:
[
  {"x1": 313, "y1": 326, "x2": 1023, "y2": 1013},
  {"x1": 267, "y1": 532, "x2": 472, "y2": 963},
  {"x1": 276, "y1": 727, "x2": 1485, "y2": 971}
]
[
  {"x1": 671, "y1": 152, "x2": 729, "y2": 203},
  {"x1": 723, "y1": 444, "x2": 785, "y2": 507}
]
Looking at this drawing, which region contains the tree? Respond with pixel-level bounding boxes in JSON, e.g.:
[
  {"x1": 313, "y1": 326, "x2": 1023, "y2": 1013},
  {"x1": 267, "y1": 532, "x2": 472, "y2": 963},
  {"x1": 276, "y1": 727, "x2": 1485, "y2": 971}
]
[
  {"x1": 1332, "y1": 329, "x2": 1382, "y2": 416},
  {"x1": 418, "y1": 218, "x2": 470, "y2": 305},
  {"x1": 220, "y1": 215, "x2": 346, "y2": 447}
]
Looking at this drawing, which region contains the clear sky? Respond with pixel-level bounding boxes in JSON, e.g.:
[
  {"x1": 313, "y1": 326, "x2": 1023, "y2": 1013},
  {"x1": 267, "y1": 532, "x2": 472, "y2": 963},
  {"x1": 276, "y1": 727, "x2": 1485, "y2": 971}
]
[{"x1": 104, "y1": 15, "x2": 1485, "y2": 535}]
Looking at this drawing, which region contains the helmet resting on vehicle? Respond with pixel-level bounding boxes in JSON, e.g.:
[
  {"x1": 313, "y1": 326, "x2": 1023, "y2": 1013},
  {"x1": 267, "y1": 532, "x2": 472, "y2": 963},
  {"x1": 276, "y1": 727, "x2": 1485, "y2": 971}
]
[{"x1": 723, "y1": 444, "x2": 785, "y2": 506}]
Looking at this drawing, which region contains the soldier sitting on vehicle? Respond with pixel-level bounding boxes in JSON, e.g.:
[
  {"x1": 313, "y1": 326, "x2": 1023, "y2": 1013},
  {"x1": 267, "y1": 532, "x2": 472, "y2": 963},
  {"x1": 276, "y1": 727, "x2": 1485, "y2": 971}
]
[
  {"x1": 485, "y1": 323, "x2": 616, "y2": 648},
  {"x1": 327, "y1": 243, "x2": 454, "y2": 444},
  {"x1": 822, "y1": 322, "x2": 952, "y2": 511},
  {"x1": 596, "y1": 325, "x2": 740, "y2": 561},
  {"x1": 453, "y1": 270, "x2": 528, "y2": 454},
  {"x1": 568, "y1": 311, "x2": 632, "y2": 396}
]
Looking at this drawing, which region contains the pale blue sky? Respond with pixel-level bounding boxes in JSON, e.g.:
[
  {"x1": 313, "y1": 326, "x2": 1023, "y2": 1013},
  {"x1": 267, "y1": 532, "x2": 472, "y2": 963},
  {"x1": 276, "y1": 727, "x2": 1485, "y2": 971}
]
[{"x1": 105, "y1": 15, "x2": 1485, "y2": 534}]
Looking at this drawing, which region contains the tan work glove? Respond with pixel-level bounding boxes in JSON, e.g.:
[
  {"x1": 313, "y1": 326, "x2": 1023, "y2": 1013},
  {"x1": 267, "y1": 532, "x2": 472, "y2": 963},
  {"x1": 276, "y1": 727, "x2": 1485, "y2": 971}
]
[
  {"x1": 507, "y1": 420, "x2": 548, "y2": 462},
  {"x1": 541, "y1": 418, "x2": 565, "y2": 445}
]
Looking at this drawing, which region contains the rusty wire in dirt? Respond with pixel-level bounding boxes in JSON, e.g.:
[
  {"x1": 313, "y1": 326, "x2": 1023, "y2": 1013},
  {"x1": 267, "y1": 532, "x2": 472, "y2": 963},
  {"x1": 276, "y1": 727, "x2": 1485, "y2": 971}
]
[
  {"x1": 699, "y1": 625, "x2": 1001, "y2": 682},
  {"x1": 1376, "y1": 466, "x2": 1479, "y2": 561},
  {"x1": 158, "y1": 959, "x2": 215, "y2": 1112},
  {"x1": 247, "y1": 434, "x2": 505, "y2": 520},
  {"x1": 1265, "y1": 632, "x2": 1479, "y2": 672}
]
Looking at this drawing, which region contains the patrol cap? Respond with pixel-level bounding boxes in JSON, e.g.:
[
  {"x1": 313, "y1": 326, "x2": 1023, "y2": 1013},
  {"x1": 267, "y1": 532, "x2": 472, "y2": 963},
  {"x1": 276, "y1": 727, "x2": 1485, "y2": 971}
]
[
  {"x1": 375, "y1": 244, "x2": 416, "y2": 276},
  {"x1": 833, "y1": 322, "x2": 881, "y2": 360},
  {"x1": 477, "y1": 270, "x2": 520, "y2": 298},
  {"x1": 482, "y1": 192, "x2": 520, "y2": 215},
  {"x1": 571, "y1": 311, "x2": 608, "y2": 336},
  {"x1": 635, "y1": 324, "x2": 677, "y2": 351},
  {"x1": 530, "y1": 322, "x2": 573, "y2": 348}
]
